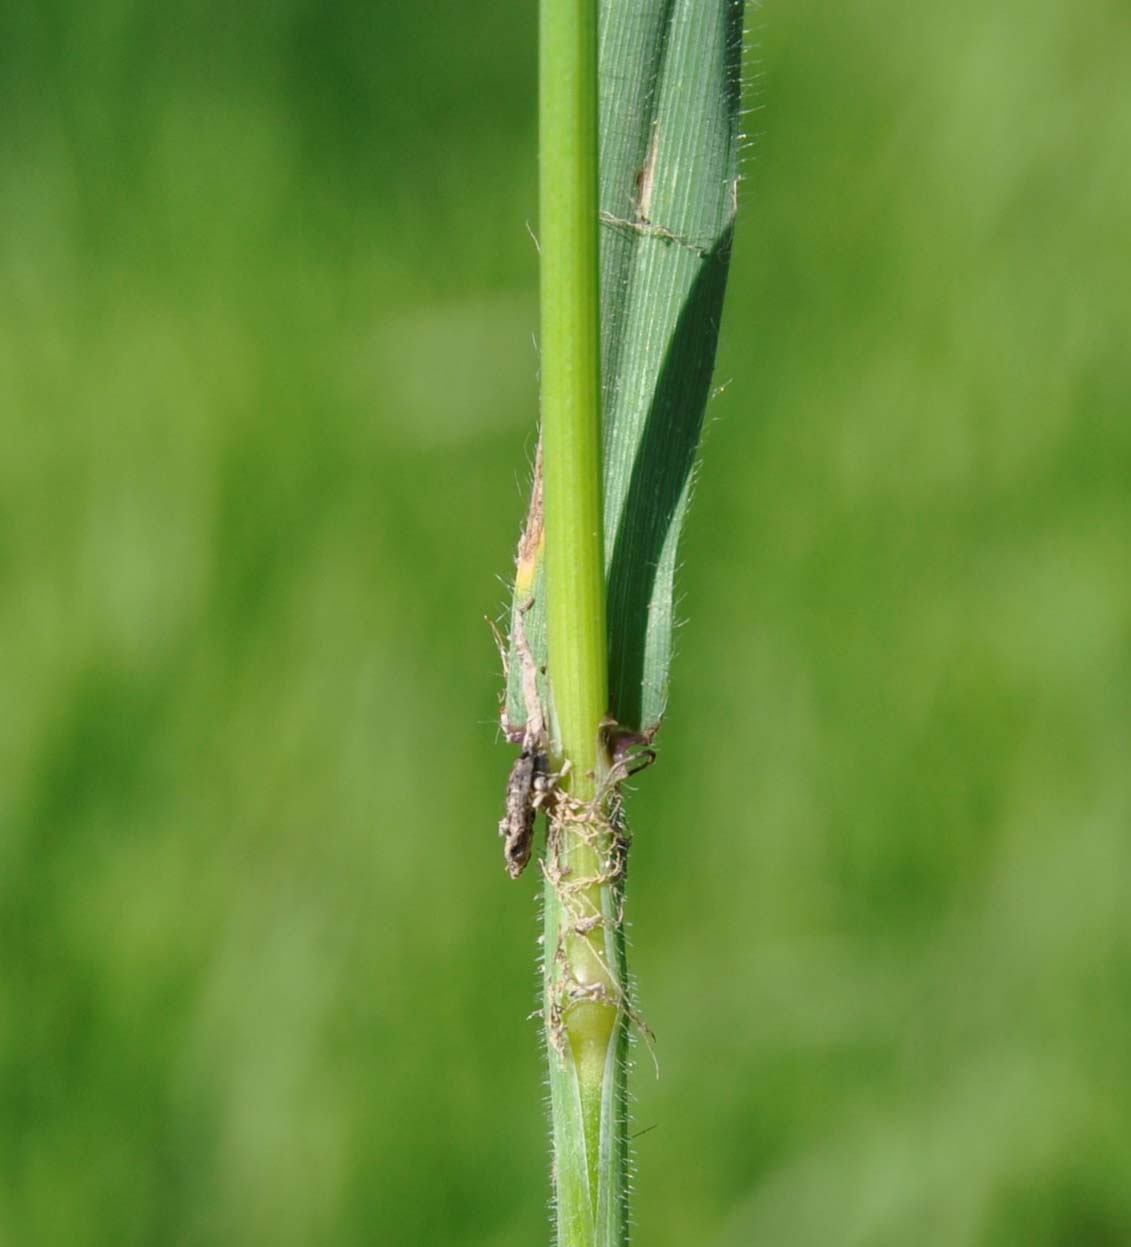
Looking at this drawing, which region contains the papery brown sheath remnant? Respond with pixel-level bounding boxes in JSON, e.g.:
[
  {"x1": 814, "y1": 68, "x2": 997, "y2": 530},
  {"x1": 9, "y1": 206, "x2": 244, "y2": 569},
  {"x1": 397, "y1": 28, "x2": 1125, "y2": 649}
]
[{"x1": 497, "y1": 445, "x2": 557, "y2": 878}]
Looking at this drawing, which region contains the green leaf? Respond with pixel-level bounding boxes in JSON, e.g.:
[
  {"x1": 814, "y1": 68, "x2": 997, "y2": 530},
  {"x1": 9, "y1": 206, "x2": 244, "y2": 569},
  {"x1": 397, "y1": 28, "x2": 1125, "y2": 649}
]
[{"x1": 506, "y1": 0, "x2": 745, "y2": 739}]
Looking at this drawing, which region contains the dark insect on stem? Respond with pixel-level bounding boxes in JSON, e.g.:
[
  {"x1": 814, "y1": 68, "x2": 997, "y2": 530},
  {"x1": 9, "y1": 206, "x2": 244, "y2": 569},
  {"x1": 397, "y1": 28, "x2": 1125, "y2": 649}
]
[
  {"x1": 500, "y1": 747, "x2": 549, "y2": 880},
  {"x1": 497, "y1": 579, "x2": 556, "y2": 879}
]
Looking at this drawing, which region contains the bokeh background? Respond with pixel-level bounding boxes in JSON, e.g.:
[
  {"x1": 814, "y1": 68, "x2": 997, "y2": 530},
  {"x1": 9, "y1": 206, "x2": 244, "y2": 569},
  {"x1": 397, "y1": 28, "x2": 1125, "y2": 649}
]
[{"x1": 3, "y1": 0, "x2": 1130, "y2": 1243}]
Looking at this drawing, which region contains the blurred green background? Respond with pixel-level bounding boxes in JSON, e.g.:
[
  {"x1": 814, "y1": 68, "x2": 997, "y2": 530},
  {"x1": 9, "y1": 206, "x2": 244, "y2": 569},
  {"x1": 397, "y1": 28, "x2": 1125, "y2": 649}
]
[{"x1": 3, "y1": 1, "x2": 1130, "y2": 1243}]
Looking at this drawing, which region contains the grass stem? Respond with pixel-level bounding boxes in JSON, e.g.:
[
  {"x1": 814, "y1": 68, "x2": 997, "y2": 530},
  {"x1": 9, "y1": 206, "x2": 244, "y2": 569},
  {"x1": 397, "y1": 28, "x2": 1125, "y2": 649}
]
[{"x1": 539, "y1": 0, "x2": 627, "y2": 1242}]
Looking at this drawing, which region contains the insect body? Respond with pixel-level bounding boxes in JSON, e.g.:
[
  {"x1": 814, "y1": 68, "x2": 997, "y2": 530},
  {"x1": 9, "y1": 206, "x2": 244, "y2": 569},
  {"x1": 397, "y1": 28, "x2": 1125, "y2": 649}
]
[
  {"x1": 500, "y1": 745, "x2": 550, "y2": 880},
  {"x1": 497, "y1": 585, "x2": 555, "y2": 879}
]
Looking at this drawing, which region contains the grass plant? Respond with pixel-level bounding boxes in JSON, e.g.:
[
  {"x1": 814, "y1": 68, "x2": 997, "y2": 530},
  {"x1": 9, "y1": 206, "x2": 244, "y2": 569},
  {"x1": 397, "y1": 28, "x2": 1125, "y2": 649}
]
[
  {"x1": 499, "y1": 2, "x2": 746, "y2": 1243},
  {"x1": 10, "y1": 2, "x2": 1128, "y2": 1244}
]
